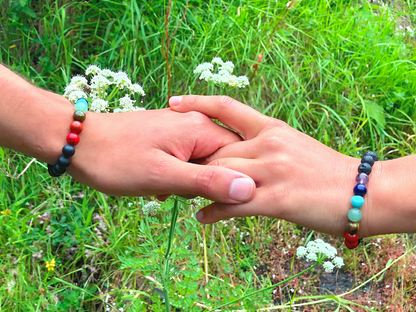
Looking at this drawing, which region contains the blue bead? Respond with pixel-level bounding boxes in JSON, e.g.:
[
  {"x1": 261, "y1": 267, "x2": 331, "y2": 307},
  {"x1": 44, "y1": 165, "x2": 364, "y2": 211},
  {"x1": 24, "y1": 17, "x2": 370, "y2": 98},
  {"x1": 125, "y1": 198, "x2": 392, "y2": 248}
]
[
  {"x1": 353, "y1": 183, "x2": 367, "y2": 196},
  {"x1": 348, "y1": 208, "x2": 362, "y2": 222},
  {"x1": 75, "y1": 100, "x2": 89, "y2": 113},
  {"x1": 76, "y1": 98, "x2": 89, "y2": 106},
  {"x1": 351, "y1": 195, "x2": 364, "y2": 208},
  {"x1": 62, "y1": 144, "x2": 75, "y2": 158}
]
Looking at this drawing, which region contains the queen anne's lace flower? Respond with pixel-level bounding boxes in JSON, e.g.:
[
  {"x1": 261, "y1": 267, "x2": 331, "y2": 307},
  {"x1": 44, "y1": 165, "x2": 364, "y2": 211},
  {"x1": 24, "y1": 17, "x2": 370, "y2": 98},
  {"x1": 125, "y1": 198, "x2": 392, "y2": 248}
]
[
  {"x1": 296, "y1": 239, "x2": 344, "y2": 273},
  {"x1": 100, "y1": 69, "x2": 114, "y2": 78},
  {"x1": 194, "y1": 62, "x2": 214, "y2": 75},
  {"x1": 70, "y1": 75, "x2": 88, "y2": 87},
  {"x1": 90, "y1": 74, "x2": 111, "y2": 89},
  {"x1": 128, "y1": 83, "x2": 146, "y2": 96},
  {"x1": 113, "y1": 71, "x2": 132, "y2": 89},
  {"x1": 68, "y1": 90, "x2": 88, "y2": 104},
  {"x1": 90, "y1": 98, "x2": 109, "y2": 112},
  {"x1": 119, "y1": 95, "x2": 136, "y2": 112},
  {"x1": 323, "y1": 261, "x2": 335, "y2": 273},
  {"x1": 85, "y1": 65, "x2": 102, "y2": 75},
  {"x1": 194, "y1": 57, "x2": 249, "y2": 88},
  {"x1": 143, "y1": 201, "x2": 161, "y2": 215}
]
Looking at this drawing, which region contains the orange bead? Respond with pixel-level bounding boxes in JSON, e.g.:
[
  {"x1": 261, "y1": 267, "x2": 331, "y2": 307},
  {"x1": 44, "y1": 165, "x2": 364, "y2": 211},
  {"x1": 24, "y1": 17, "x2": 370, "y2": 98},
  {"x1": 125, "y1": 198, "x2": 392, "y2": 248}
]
[{"x1": 70, "y1": 121, "x2": 83, "y2": 134}]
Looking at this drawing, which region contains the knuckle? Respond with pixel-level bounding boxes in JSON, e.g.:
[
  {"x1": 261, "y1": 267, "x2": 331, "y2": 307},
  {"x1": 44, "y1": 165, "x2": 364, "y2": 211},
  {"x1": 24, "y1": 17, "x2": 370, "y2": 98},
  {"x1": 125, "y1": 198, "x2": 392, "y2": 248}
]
[
  {"x1": 186, "y1": 110, "x2": 208, "y2": 125},
  {"x1": 185, "y1": 95, "x2": 199, "y2": 107},
  {"x1": 218, "y1": 95, "x2": 237, "y2": 110},
  {"x1": 195, "y1": 167, "x2": 218, "y2": 194}
]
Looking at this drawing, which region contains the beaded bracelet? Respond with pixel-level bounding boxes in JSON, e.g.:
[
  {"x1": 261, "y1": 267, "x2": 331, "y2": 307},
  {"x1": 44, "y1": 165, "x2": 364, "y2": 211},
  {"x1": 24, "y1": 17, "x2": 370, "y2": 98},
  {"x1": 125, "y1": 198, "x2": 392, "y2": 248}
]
[
  {"x1": 344, "y1": 151, "x2": 378, "y2": 249},
  {"x1": 47, "y1": 98, "x2": 89, "y2": 177}
]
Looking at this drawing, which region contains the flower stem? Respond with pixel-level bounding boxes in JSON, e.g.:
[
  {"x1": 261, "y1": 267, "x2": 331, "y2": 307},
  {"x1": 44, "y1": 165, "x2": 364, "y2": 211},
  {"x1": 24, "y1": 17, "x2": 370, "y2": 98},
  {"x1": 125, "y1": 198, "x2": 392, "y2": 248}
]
[
  {"x1": 163, "y1": 198, "x2": 180, "y2": 312},
  {"x1": 209, "y1": 262, "x2": 319, "y2": 311}
]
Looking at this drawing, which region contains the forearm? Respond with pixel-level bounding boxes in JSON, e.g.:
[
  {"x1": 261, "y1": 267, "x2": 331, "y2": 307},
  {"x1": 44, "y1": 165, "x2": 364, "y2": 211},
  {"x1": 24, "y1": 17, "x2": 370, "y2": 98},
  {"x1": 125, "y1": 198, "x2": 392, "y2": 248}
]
[
  {"x1": 0, "y1": 64, "x2": 73, "y2": 163},
  {"x1": 369, "y1": 156, "x2": 416, "y2": 236}
]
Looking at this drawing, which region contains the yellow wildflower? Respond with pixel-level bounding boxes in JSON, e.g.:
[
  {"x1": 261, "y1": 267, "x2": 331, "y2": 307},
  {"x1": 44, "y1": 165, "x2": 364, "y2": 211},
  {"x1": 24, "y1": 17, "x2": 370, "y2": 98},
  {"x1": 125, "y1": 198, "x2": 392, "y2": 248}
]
[
  {"x1": 1, "y1": 209, "x2": 11, "y2": 215},
  {"x1": 46, "y1": 258, "x2": 56, "y2": 271}
]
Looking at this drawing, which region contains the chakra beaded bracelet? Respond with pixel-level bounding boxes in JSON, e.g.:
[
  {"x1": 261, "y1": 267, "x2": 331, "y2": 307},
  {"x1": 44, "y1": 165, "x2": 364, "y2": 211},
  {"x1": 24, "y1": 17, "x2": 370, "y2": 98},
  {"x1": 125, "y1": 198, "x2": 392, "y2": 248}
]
[
  {"x1": 47, "y1": 98, "x2": 89, "y2": 177},
  {"x1": 344, "y1": 151, "x2": 378, "y2": 249}
]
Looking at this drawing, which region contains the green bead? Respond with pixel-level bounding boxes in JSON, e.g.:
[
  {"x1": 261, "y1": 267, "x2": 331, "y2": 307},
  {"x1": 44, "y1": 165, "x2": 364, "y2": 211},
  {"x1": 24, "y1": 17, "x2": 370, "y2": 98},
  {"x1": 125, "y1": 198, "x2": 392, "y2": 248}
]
[
  {"x1": 75, "y1": 101, "x2": 88, "y2": 113},
  {"x1": 348, "y1": 208, "x2": 362, "y2": 222},
  {"x1": 351, "y1": 195, "x2": 364, "y2": 208}
]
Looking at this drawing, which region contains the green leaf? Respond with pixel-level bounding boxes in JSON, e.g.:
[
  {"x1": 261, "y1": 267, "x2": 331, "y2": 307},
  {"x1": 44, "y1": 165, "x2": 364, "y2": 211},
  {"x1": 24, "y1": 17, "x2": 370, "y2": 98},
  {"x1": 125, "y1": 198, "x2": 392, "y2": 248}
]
[{"x1": 365, "y1": 101, "x2": 386, "y2": 129}]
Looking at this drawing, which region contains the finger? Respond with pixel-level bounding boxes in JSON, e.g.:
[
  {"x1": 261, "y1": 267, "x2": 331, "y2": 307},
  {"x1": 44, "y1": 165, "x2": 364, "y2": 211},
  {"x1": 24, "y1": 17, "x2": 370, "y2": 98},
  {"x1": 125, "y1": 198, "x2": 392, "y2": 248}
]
[
  {"x1": 169, "y1": 95, "x2": 270, "y2": 140},
  {"x1": 158, "y1": 157, "x2": 256, "y2": 204},
  {"x1": 200, "y1": 140, "x2": 259, "y2": 164},
  {"x1": 195, "y1": 200, "x2": 264, "y2": 224},
  {"x1": 157, "y1": 194, "x2": 171, "y2": 201}
]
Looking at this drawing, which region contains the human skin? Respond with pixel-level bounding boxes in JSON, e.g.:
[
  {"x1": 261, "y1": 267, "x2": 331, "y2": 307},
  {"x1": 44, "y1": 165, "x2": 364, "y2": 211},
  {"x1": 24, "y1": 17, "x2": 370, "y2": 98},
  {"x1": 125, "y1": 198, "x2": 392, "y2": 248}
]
[
  {"x1": 0, "y1": 65, "x2": 255, "y2": 203},
  {"x1": 169, "y1": 95, "x2": 416, "y2": 238}
]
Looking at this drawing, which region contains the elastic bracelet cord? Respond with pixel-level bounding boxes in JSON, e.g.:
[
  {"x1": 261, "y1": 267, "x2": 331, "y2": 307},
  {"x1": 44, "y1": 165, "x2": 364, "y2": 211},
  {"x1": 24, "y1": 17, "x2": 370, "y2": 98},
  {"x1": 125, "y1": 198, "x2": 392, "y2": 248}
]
[
  {"x1": 344, "y1": 151, "x2": 378, "y2": 249},
  {"x1": 47, "y1": 98, "x2": 89, "y2": 177}
]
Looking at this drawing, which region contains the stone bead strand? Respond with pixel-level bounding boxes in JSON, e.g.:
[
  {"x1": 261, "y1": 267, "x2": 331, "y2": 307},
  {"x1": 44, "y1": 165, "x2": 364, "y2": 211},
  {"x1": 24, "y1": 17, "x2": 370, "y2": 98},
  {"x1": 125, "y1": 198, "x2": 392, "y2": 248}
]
[
  {"x1": 344, "y1": 151, "x2": 378, "y2": 250},
  {"x1": 48, "y1": 98, "x2": 88, "y2": 177}
]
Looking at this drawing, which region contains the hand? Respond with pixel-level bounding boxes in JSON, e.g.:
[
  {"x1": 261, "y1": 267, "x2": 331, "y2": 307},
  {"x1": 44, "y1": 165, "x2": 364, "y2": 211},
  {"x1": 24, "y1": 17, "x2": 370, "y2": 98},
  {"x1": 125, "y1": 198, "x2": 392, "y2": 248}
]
[
  {"x1": 169, "y1": 95, "x2": 373, "y2": 237},
  {"x1": 67, "y1": 107, "x2": 256, "y2": 203}
]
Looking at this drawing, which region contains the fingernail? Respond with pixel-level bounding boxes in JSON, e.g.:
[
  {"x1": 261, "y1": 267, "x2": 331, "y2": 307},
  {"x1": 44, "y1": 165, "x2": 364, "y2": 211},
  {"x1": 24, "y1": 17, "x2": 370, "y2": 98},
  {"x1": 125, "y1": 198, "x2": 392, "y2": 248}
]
[
  {"x1": 196, "y1": 210, "x2": 204, "y2": 222},
  {"x1": 169, "y1": 96, "x2": 183, "y2": 106},
  {"x1": 229, "y1": 178, "x2": 254, "y2": 202}
]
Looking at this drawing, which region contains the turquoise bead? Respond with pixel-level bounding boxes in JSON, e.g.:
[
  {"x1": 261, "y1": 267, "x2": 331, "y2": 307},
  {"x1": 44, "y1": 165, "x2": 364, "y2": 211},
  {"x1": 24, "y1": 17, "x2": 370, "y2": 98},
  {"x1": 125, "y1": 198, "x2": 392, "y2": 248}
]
[
  {"x1": 75, "y1": 99, "x2": 89, "y2": 113},
  {"x1": 348, "y1": 208, "x2": 362, "y2": 222},
  {"x1": 351, "y1": 195, "x2": 364, "y2": 208}
]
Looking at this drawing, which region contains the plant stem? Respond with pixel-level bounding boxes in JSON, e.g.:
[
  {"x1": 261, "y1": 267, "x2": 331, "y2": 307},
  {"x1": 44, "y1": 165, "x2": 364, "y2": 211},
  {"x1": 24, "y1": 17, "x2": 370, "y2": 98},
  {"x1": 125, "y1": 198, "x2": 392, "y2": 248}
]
[
  {"x1": 209, "y1": 262, "x2": 319, "y2": 311},
  {"x1": 163, "y1": 198, "x2": 180, "y2": 312}
]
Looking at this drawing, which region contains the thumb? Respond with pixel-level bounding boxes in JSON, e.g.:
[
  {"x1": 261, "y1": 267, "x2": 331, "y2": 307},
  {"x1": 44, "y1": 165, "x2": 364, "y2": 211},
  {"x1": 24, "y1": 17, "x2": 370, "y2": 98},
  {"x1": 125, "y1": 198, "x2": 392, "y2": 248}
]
[{"x1": 163, "y1": 158, "x2": 256, "y2": 204}]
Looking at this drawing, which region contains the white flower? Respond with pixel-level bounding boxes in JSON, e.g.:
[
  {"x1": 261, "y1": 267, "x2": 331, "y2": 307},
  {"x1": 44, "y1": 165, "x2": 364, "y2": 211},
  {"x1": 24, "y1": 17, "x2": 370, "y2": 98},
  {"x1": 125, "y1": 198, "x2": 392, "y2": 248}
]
[
  {"x1": 90, "y1": 74, "x2": 111, "y2": 89},
  {"x1": 219, "y1": 61, "x2": 235, "y2": 73},
  {"x1": 323, "y1": 261, "x2": 335, "y2": 273},
  {"x1": 143, "y1": 201, "x2": 161, "y2": 215},
  {"x1": 119, "y1": 95, "x2": 136, "y2": 111},
  {"x1": 296, "y1": 246, "x2": 307, "y2": 258},
  {"x1": 228, "y1": 75, "x2": 239, "y2": 87},
  {"x1": 85, "y1": 65, "x2": 102, "y2": 76},
  {"x1": 70, "y1": 75, "x2": 88, "y2": 87},
  {"x1": 296, "y1": 239, "x2": 344, "y2": 271},
  {"x1": 194, "y1": 62, "x2": 214, "y2": 74},
  {"x1": 90, "y1": 98, "x2": 108, "y2": 112},
  {"x1": 128, "y1": 83, "x2": 145, "y2": 96},
  {"x1": 212, "y1": 57, "x2": 224, "y2": 65},
  {"x1": 332, "y1": 257, "x2": 344, "y2": 268},
  {"x1": 63, "y1": 84, "x2": 79, "y2": 98},
  {"x1": 68, "y1": 90, "x2": 88, "y2": 104},
  {"x1": 113, "y1": 108, "x2": 125, "y2": 113},
  {"x1": 100, "y1": 69, "x2": 115, "y2": 78},
  {"x1": 306, "y1": 252, "x2": 318, "y2": 262},
  {"x1": 199, "y1": 70, "x2": 213, "y2": 82},
  {"x1": 113, "y1": 71, "x2": 132, "y2": 89},
  {"x1": 237, "y1": 76, "x2": 250, "y2": 88}
]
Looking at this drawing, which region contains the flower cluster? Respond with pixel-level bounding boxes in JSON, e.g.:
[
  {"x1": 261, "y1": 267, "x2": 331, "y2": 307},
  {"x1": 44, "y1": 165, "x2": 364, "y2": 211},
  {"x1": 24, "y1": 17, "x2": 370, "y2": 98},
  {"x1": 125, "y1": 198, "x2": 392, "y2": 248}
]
[
  {"x1": 194, "y1": 57, "x2": 249, "y2": 88},
  {"x1": 296, "y1": 239, "x2": 344, "y2": 273},
  {"x1": 142, "y1": 201, "x2": 161, "y2": 216},
  {"x1": 1, "y1": 209, "x2": 11, "y2": 215},
  {"x1": 63, "y1": 65, "x2": 145, "y2": 113},
  {"x1": 46, "y1": 258, "x2": 56, "y2": 271}
]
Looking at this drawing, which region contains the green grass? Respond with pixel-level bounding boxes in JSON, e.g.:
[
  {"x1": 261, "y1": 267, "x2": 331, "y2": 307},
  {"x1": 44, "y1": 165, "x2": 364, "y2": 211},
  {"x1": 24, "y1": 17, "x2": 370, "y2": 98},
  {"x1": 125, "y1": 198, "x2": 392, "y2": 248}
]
[{"x1": 1, "y1": 0, "x2": 416, "y2": 311}]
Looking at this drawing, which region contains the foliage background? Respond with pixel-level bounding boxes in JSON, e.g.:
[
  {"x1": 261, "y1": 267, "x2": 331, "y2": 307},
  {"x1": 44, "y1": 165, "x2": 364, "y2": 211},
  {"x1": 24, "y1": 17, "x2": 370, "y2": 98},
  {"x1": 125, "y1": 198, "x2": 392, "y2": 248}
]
[{"x1": 0, "y1": 0, "x2": 415, "y2": 311}]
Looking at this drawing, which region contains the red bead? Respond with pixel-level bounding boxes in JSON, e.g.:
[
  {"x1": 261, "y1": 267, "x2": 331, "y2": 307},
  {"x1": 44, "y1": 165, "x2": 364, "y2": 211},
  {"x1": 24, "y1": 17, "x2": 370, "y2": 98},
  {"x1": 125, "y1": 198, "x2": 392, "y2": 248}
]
[
  {"x1": 66, "y1": 133, "x2": 80, "y2": 145},
  {"x1": 345, "y1": 239, "x2": 359, "y2": 249},
  {"x1": 70, "y1": 121, "x2": 83, "y2": 134},
  {"x1": 344, "y1": 232, "x2": 359, "y2": 243}
]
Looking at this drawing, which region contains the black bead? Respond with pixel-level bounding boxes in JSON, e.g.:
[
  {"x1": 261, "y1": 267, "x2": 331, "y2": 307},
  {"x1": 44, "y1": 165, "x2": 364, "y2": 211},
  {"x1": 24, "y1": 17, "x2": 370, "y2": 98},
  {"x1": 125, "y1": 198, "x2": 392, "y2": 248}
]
[
  {"x1": 62, "y1": 144, "x2": 75, "y2": 158},
  {"x1": 361, "y1": 155, "x2": 375, "y2": 167},
  {"x1": 57, "y1": 155, "x2": 71, "y2": 168},
  {"x1": 358, "y1": 163, "x2": 372, "y2": 175},
  {"x1": 48, "y1": 164, "x2": 60, "y2": 177},
  {"x1": 53, "y1": 163, "x2": 66, "y2": 175},
  {"x1": 363, "y1": 151, "x2": 378, "y2": 161}
]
